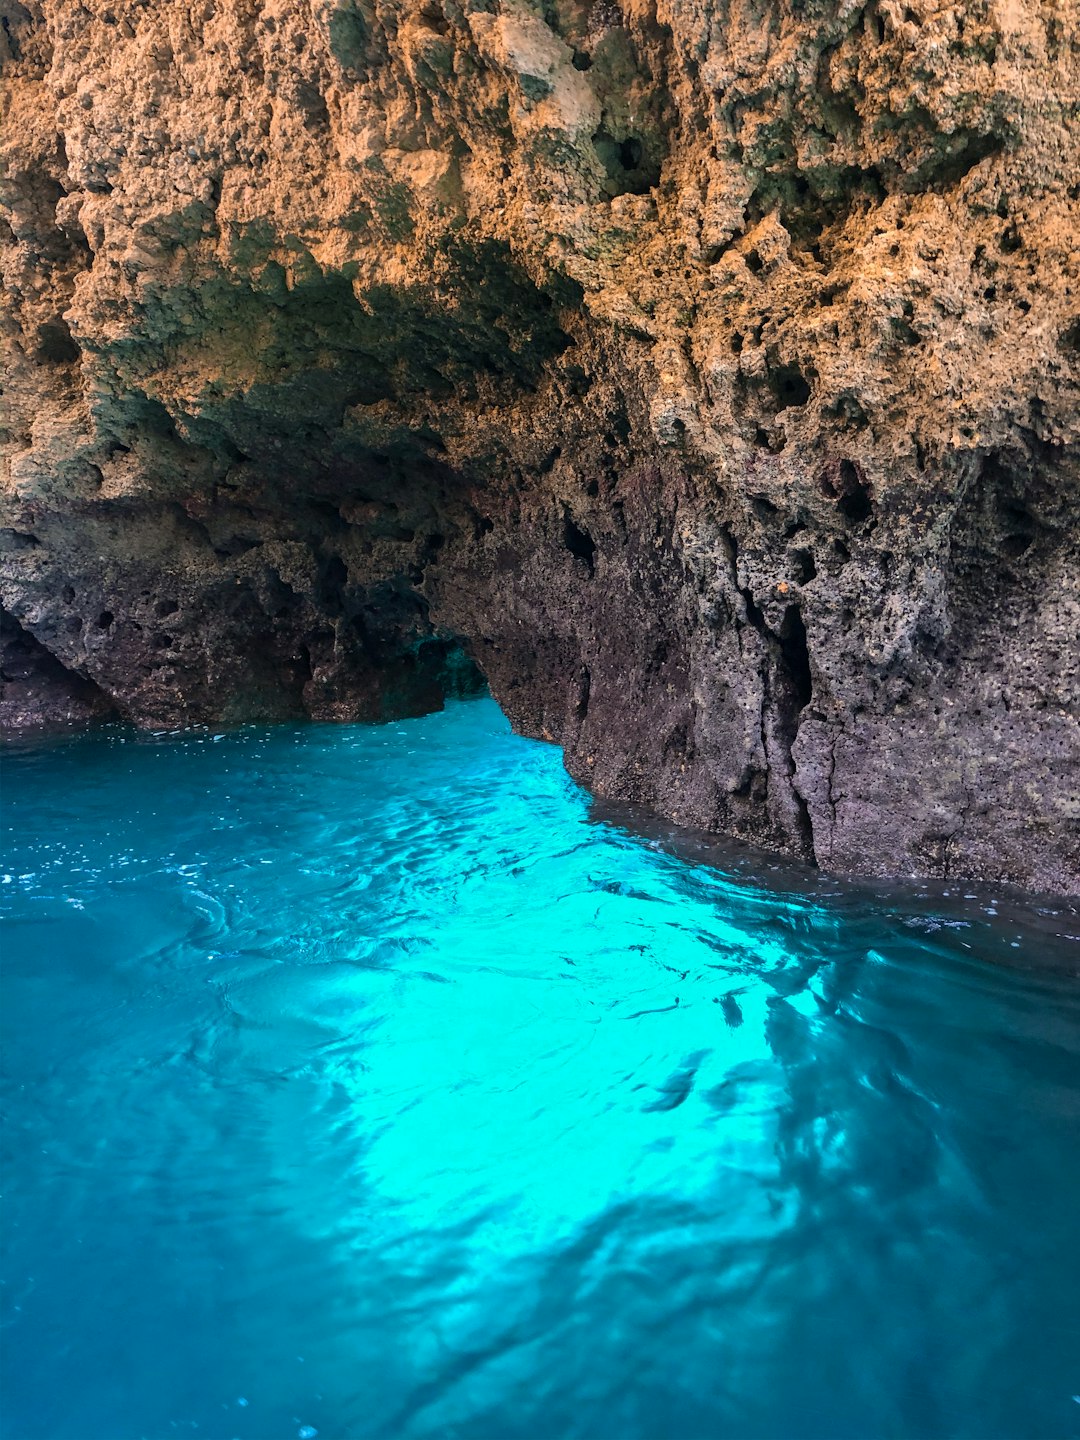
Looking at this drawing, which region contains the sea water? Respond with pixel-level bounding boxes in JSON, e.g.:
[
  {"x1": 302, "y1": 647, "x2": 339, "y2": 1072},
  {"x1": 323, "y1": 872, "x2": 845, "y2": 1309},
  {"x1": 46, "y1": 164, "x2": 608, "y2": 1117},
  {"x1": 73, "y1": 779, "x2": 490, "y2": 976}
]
[{"x1": 2, "y1": 697, "x2": 1078, "y2": 1440}]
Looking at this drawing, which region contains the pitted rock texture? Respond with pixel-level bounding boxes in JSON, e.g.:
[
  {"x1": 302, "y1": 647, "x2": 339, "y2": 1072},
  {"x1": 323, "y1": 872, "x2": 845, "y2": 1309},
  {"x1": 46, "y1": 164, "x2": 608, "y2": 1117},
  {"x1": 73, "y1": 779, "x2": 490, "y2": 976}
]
[{"x1": 2, "y1": 0, "x2": 1078, "y2": 891}]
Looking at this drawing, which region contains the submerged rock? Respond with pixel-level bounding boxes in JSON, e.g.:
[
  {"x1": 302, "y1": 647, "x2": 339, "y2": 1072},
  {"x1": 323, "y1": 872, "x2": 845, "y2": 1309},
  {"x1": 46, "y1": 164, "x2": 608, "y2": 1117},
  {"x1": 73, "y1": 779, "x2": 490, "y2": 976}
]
[{"x1": 1, "y1": 0, "x2": 1077, "y2": 891}]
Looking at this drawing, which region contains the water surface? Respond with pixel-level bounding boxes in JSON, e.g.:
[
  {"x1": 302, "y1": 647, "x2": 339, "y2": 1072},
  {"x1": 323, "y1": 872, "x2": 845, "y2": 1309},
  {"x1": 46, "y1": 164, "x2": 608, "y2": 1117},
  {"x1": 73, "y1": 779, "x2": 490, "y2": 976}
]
[{"x1": 2, "y1": 698, "x2": 1079, "y2": 1440}]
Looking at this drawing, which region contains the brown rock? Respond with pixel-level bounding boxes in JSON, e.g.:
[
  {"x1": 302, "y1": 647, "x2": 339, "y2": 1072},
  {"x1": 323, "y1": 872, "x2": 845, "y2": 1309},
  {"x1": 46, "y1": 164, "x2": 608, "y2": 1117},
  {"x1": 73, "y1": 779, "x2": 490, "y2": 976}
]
[{"x1": 1, "y1": 0, "x2": 1078, "y2": 892}]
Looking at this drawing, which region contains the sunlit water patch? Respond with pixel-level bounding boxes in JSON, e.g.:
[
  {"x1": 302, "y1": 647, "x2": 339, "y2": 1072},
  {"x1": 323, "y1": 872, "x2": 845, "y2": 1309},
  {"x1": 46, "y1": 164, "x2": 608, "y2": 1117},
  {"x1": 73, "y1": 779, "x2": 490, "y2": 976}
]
[{"x1": 2, "y1": 697, "x2": 1079, "y2": 1440}]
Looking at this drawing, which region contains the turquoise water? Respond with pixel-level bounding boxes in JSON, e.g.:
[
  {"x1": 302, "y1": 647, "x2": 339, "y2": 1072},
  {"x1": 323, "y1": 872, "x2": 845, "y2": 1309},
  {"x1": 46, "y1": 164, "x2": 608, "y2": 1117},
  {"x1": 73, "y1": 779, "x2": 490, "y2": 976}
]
[{"x1": 2, "y1": 697, "x2": 1079, "y2": 1440}]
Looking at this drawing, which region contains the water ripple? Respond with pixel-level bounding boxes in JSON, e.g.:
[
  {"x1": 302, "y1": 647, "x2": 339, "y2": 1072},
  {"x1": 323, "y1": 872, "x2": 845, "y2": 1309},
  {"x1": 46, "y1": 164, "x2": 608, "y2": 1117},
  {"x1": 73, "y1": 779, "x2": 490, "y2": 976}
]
[{"x1": 2, "y1": 698, "x2": 1079, "y2": 1440}]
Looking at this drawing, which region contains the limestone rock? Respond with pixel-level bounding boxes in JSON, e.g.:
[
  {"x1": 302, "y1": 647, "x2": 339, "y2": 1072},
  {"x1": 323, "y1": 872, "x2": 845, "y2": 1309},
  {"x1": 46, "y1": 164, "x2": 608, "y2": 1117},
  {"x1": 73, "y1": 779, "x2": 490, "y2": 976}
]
[{"x1": 2, "y1": 0, "x2": 1078, "y2": 891}]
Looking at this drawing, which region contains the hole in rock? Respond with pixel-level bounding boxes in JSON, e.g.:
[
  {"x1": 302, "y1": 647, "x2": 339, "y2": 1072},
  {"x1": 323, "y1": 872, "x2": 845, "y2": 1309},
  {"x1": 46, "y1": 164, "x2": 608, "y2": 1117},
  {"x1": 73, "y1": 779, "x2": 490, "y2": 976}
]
[
  {"x1": 564, "y1": 366, "x2": 592, "y2": 397},
  {"x1": 563, "y1": 513, "x2": 597, "y2": 575},
  {"x1": 822, "y1": 461, "x2": 873, "y2": 523},
  {"x1": 593, "y1": 126, "x2": 661, "y2": 197},
  {"x1": 575, "y1": 665, "x2": 591, "y2": 720},
  {"x1": 619, "y1": 137, "x2": 643, "y2": 170},
  {"x1": 97, "y1": 611, "x2": 114, "y2": 629},
  {"x1": 214, "y1": 536, "x2": 261, "y2": 559},
  {"x1": 999, "y1": 498, "x2": 1036, "y2": 559},
  {"x1": 831, "y1": 395, "x2": 869, "y2": 429},
  {"x1": 779, "y1": 604, "x2": 812, "y2": 711},
  {"x1": 1001, "y1": 533, "x2": 1032, "y2": 560},
  {"x1": 296, "y1": 81, "x2": 330, "y2": 132},
  {"x1": 418, "y1": 3, "x2": 450, "y2": 36},
  {"x1": 791, "y1": 549, "x2": 817, "y2": 584},
  {"x1": 768, "y1": 364, "x2": 811, "y2": 409},
  {"x1": 315, "y1": 554, "x2": 349, "y2": 615},
  {"x1": 999, "y1": 223, "x2": 1022, "y2": 253},
  {"x1": 34, "y1": 319, "x2": 80, "y2": 365},
  {"x1": 837, "y1": 461, "x2": 873, "y2": 523}
]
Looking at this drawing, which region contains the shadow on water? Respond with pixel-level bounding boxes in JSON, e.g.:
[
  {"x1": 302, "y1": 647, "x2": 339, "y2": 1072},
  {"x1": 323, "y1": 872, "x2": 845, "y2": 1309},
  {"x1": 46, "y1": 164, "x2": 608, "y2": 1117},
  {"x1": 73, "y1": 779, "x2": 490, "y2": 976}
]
[
  {"x1": 590, "y1": 792, "x2": 1080, "y2": 980},
  {"x1": 2, "y1": 697, "x2": 1079, "y2": 1440}
]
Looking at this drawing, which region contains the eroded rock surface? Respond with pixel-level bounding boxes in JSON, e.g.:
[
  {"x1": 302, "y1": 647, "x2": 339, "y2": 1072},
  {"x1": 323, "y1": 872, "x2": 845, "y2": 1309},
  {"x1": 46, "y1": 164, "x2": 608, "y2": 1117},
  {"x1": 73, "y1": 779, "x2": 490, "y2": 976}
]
[{"x1": 2, "y1": 0, "x2": 1078, "y2": 890}]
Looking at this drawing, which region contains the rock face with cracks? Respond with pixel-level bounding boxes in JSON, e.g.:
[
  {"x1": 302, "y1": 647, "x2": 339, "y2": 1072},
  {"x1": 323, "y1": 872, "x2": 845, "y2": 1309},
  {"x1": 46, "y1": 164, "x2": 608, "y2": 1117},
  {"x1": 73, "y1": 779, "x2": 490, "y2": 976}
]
[{"x1": 2, "y1": 0, "x2": 1079, "y2": 892}]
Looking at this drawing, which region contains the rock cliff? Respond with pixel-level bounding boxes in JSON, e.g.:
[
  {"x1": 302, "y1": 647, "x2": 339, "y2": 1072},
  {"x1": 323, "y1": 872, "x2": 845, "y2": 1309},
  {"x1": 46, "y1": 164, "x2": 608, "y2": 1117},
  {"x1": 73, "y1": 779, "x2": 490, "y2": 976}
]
[{"x1": 2, "y1": 0, "x2": 1078, "y2": 890}]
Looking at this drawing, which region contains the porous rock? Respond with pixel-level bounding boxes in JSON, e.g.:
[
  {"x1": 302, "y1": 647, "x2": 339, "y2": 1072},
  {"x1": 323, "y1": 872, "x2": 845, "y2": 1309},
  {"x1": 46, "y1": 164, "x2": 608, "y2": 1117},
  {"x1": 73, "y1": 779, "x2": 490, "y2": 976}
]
[{"x1": 2, "y1": 0, "x2": 1078, "y2": 891}]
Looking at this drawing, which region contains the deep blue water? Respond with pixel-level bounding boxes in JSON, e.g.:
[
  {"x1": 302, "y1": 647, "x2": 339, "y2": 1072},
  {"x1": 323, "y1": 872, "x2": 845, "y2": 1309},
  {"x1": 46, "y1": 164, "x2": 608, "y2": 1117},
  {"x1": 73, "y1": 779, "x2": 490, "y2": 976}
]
[{"x1": 2, "y1": 697, "x2": 1079, "y2": 1440}]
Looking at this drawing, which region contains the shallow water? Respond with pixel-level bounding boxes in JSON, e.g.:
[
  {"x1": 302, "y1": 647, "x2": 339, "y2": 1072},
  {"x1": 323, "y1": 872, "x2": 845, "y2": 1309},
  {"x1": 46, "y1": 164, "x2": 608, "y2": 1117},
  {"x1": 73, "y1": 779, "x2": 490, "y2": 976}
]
[{"x1": 2, "y1": 697, "x2": 1079, "y2": 1440}]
